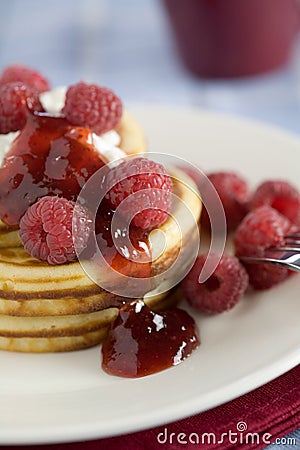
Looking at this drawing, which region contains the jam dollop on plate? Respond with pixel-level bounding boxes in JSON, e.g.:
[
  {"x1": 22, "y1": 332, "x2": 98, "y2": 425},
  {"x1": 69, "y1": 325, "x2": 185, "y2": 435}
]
[{"x1": 102, "y1": 300, "x2": 200, "y2": 378}]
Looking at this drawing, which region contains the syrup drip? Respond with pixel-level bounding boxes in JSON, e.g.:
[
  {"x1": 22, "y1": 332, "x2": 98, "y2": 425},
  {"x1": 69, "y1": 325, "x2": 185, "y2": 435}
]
[
  {"x1": 102, "y1": 300, "x2": 200, "y2": 378},
  {"x1": 95, "y1": 204, "x2": 152, "y2": 278}
]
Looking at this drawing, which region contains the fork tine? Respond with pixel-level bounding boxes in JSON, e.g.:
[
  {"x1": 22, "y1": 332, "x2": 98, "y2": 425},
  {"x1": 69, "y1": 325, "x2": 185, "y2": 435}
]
[
  {"x1": 240, "y1": 252, "x2": 300, "y2": 272},
  {"x1": 239, "y1": 254, "x2": 300, "y2": 272},
  {"x1": 285, "y1": 234, "x2": 300, "y2": 246},
  {"x1": 269, "y1": 246, "x2": 300, "y2": 252},
  {"x1": 240, "y1": 233, "x2": 300, "y2": 272},
  {"x1": 285, "y1": 233, "x2": 300, "y2": 239},
  {"x1": 285, "y1": 238, "x2": 300, "y2": 245},
  {"x1": 270, "y1": 234, "x2": 300, "y2": 252}
]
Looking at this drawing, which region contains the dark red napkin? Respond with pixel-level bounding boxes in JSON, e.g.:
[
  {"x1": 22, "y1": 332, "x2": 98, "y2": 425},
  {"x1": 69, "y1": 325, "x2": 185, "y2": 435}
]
[{"x1": 2, "y1": 364, "x2": 299, "y2": 450}]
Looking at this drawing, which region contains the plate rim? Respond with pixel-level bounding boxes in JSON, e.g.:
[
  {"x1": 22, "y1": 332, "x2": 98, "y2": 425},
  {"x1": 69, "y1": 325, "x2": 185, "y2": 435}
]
[
  {"x1": 0, "y1": 105, "x2": 299, "y2": 445},
  {"x1": 1, "y1": 349, "x2": 299, "y2": 445}
]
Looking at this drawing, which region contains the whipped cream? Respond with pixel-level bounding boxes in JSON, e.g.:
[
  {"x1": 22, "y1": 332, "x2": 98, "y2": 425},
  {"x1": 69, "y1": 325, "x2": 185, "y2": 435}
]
[
  {"x1": 0, "y1": 131, "x2": 20, "y2": 165},
  {"x1": 0, "y1": 87, "x2": 126, "y2": 166},
  {"x1": 39, "y1": 86, "x2": 67, "y2": 115}
]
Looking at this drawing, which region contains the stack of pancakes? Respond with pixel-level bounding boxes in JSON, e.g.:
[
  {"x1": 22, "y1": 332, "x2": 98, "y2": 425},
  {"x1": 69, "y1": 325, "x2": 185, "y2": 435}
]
[{"x1": 0, "y1": 113, "x2": 202, "y2": 352}]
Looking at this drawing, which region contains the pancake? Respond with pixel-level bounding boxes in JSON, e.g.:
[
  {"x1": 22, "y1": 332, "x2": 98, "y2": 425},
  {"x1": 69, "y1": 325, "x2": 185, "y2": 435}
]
[
  {"x1": 0, "y1": 288, "x2": 181, "y2": 353},
  {"x1": 0, "y1": 221, "x2": 21, "y2": 249},
  {"x1": 116, "y1": 110, "x2": 147, "y2": 155},
  {"x1": 0, "y1": 331, "x2": 107, "y2": 353},
  {"x1": 0, "y1": 169, "x2": 201, "y2": 352}
]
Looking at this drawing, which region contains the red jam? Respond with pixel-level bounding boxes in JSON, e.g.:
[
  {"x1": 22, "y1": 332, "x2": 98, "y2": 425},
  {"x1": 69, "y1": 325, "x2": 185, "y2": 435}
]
[
  {"x1": 102, "y1": 300, "x2": 200, "y2": 378},
  {"x1": 95, "y1": 205, "x2": 152, "y2": 277},
  {"x1": 0, "y1": 112, "x2": 105, "y2": 226},
  {"x1": 78, "y1": 202, "x2": 153, "y2": 301}
]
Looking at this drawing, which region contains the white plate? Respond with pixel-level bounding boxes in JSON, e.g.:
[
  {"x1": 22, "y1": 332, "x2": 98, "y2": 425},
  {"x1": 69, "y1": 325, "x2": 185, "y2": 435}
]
[{"x1": 0, "y1": 106, "x2": 300, "y2": 445}]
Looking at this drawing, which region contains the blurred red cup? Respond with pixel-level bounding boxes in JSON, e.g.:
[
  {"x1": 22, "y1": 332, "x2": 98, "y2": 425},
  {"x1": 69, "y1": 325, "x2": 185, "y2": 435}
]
[{"x1": 163, "y1": 0, "x2": 300, "y2": 78}]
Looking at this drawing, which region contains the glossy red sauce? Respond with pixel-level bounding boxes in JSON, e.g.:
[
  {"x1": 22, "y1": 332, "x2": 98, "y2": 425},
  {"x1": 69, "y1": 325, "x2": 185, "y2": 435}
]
[
  {"x1": 0, "y1": 112, "x2": 105, "y2": 226},
  {"x1": 95, "y1": 204, "x2": 151, "y2": 278},
  {"x1": 86, "y1": 204, "x2": 153, "y2": 298},
  {"x1": 102, "y1": 300, "x2": 199, "y2": 378}
]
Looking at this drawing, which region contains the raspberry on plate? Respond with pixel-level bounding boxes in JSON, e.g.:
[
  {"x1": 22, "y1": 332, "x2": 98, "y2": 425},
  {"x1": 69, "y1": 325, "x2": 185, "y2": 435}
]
[
  {"x1": 105, "y1": 157, "x2": 173, "y2": 230},
  {"x1": 250, "y1": 180, "x2": 300, "y2": 226},
  {"x1": 62, "y1": 82, "x2": 122, "y2": 135},
  {"x1": 19, "y1": 196, "x2": 91, "y2": 265},
  {"x1": 0, "y1": 64, "x2": 50, "y2": 93},
  {"x1": 181, "y1": 253, "x2": 249, "y2": 314},
  {"x1": 204, "y1": 171, "x2": 249, "y2": 231},
  {"x1": 0, "y1": 81, "x2": 43, "y2": 133},
  {"x1": 234, "y1": 205, "x2": 293, "y2": 289}
]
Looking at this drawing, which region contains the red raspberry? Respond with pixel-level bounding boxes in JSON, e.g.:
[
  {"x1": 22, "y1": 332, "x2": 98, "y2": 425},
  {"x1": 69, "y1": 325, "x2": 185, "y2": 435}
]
[
  {"x1": 0, "y1": 82, "x2": 43, "y2": 133},
  {"x1": 181, "y1": 253, "x2": 248, "y2": 314},
  {"x1": 105, "y1": 157, "x2": 173, "y2": 230},
  {"x1": 0, "y1": 64, "x2": 50, "y2": 93},
  {"x1": 19, "y1": 196, "x2": 91, "y2": 265},
  {"x1": 234, "y1": 206, "x2": 293, "y2": 289},
  {"x1": 250, "y1": 180, "x2": 300, "y2": 226},
  {"x1": 204, "y1": 172, "x2": 249, "y2": 231},
  {"x1": 62, "y1": 82, "x2": 122, "y2": 134}
]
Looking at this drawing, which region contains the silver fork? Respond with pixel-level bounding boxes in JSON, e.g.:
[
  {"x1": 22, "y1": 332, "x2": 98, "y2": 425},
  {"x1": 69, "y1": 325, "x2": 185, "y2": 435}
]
[{"x1": 239, "y1": 233, "x2": 300, "y2": 273}]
